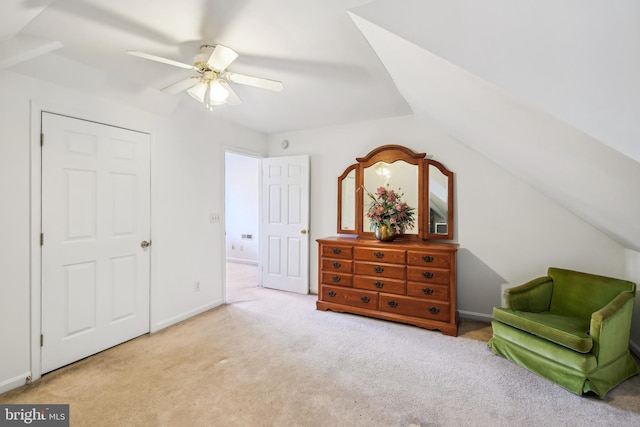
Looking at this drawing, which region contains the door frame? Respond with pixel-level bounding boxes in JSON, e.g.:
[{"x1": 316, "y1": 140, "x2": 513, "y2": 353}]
[
  {"x1": 29, "y1": 101, "x2": 152, "y2": 381},
  {"x1": 223, "y1": 147, "x2": 265, "y2": 301}
]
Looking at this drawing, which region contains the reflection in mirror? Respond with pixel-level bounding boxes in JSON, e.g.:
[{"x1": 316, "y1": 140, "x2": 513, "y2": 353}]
[
  {"x1": 363, "y1": 160, "x2": 419, "y2": 234},
  {"x1": 340, "y1": 169, "x2": 356, "y2": 231},
  {"x1": 429, "y1": 164, "x2": 449, "y2": 234}
]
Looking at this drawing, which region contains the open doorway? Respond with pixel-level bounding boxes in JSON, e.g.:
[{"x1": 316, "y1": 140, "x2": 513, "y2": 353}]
[{"x1": 224, "y1": 151, "x2": 261, "y2": 302}]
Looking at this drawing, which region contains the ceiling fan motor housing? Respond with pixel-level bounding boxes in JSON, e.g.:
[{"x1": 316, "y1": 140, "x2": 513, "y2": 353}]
[{"x1": 194, "y1": 47, "x2": 214, "y2": 69}]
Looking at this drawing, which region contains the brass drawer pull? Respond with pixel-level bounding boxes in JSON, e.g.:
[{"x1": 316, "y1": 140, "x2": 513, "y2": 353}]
[
  {"x1": 328, "y1": 291, "x2": 336, "y2": 297},
  {"x1": 374, "y1": 281, "x2": 384, "y2": 288},
  {"x1": 332, "y1": 248, "x2": 342, "y2": 254},
  {"x1": 332, "y1": 262, "x2": 341, "y2": 268},
  {"x1": 422, "y1": 255, "x2": 434, "y2": 263},
  {"x1": 332, "y1": 275, "x2": 341, "y2": 282},
  {"x1": 429, "y1": 307, "x2": 441, "y2": 314},
  {"x1": 422, "y1": 287, "x2": 434, "y2": 295},
  {"x1": 374, "y1": 266, "x2": 384, "y2": 273},
  {"x1": 422, "y1": 271, "x2": 434, "y2": 279},
  {"x1": 374, "y1": 252, "x2": 384, "y2": 258},
  {"x1": 387, "y1": 301, "x2": 398, "y2": 308},
  {"x1": 361, "y1": 296, "x2": 370, "y2": 303}
]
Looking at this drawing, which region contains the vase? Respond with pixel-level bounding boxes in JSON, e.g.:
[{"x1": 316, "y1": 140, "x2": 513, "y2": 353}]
[{"x1": 374, "y1": 224, "x2": 397, "y2": 242}]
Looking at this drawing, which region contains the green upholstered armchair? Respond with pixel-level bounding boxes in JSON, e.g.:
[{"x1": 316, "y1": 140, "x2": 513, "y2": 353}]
[{"x1": 489, "y1": 267, "x2": 639, "y2": 397}]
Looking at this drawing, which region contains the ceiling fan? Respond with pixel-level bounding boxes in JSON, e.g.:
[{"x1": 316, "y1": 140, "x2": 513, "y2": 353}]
[{"x1": 127, "y1": 44, "x2": 284, "y2": 110}]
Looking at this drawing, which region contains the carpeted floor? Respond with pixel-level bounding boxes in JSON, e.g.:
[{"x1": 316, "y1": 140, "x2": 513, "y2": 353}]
[{"x1": 1, "y1": 262, "x2": 639, "y2": 426}]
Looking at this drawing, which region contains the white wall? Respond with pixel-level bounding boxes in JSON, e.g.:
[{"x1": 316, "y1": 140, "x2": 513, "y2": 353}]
[
  {"x1": 225, "y1": 152, "x2": 260, "y2": 264},
  {"x1": 0, "y1": 69, "x2": 267, "y2": 393},
  {"x1": 267, "y1": 115, "x2": 626, "y2": 320},
  {"x1": 0, "y1": 70, "x2": 32, "y2": 393}
]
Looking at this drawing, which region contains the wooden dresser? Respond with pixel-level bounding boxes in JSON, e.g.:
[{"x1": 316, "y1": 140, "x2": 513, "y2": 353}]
[{"x1": 316, "y1": 237, "x2": 459, "y2": 336}]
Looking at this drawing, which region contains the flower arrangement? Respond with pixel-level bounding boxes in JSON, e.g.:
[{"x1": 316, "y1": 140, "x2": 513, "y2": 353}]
[{"x1": 365, "y1": 185, "x2": 416, "y2": 234}]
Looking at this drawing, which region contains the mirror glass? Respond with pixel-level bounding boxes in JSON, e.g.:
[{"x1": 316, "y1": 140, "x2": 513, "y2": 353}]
[
  {"x1": 340, "y1": 168, "x2": 356, "y2": 231},
  {"x1": 362, "y1": 160, "x2": 419, "y2": 234},
  {"x1": 428, "y1": 164, "x2": 449, "y2": 235}
]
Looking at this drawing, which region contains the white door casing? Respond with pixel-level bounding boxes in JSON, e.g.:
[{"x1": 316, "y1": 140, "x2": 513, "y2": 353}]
[
  {"x1": 41, "y1": 113, "x2": 151, "y2": 373},
  {"x1": 260, "y1": 155, "x2": 310, "y2": 294}
]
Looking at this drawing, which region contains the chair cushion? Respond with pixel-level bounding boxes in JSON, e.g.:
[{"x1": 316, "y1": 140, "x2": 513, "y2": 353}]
[{"x1": 493, "y1": 307, "x2": 593, "y2": 353}]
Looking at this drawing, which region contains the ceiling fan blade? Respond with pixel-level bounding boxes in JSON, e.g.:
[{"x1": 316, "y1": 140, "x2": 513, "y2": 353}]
[
  {"x1": 161, "y1": 77, "x2": 200, "y2": 95},
  {"x1": 225, "y1": 72, "x2": 284, "y2": 92},
  {"x1": 127, "y1": 50, "x2": 197, "y2": 71},
  {"x1": 207, "y1": 45, "x2": 239, "y2": 71},
  {"x1": 219, "y1": 80, "x2": 242, "y2": 106}
]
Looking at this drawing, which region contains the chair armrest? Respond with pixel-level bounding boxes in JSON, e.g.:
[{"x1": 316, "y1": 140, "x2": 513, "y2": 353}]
[
  {"x1": 590, "y1": 291, "x2": 635, "y2": 362},
  {"x1": 504, "y1": 276, "x2": 553, "y2": 312}
]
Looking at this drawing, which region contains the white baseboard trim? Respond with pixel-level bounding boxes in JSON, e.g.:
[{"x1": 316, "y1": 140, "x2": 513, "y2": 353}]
[
  {"x1": 458, "y1": 310, "x2": 493, "y2": 323},
  {"x1": 0, "y1": 372, "x2": 31, "y2": 394},
  {"x1": 151, "y1": 299, "x2": 224, "y2": 333},
  {"x1": 226, "y1": 258, "x2": 258, "y2": 265}
]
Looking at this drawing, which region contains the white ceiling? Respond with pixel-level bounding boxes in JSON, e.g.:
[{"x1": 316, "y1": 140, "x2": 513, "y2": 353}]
[
  {"x1": 349, "y1": 0, "x2": 640, "y2": 252},
  {"x1": 353, "y1": 0, "x2": 640, "y2": 163},
  {"x1": 0, "y1": 0, "x2": 411, "y2": 134},
  {"x1": 3, "y1": 0, "x2": 640, "y2": 250}
]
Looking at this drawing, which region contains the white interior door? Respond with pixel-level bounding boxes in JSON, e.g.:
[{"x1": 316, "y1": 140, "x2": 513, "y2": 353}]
[
  {"x1": 260, "y1": 155, "x2": 310, "y2": 294},
  {"x1": 41, "y1": 112, "x2": 151, "y2": 373}
]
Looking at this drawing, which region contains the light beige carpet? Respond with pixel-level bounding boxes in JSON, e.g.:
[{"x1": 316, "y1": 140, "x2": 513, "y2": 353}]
[{"x1": 1, "y1": 262, "x2": 639, "y2": 426}]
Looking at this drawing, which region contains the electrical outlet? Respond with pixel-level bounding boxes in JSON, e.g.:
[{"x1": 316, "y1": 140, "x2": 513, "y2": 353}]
[
  {"x1": 194, "y1": 281, "x2": 200, "y2": 292},
  {"x1": 209, "y1": 213, "x2": 221, "y2": 223}
]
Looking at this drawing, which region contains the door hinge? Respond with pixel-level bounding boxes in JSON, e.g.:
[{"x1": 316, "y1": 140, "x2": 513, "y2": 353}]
[
  {"x1": 40, "y1": 233, "x2": 44, "y2": 246},
  {"x1": 40, "y1": 334, "x2": 44, "y2": 347},
  {"x1": 40, "y1": 133, "x2": 44, "y2": 147}
]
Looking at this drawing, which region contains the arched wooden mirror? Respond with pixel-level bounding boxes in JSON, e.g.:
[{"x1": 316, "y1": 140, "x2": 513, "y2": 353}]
[{"x1": 337, "y1": 145, "x2": 454, "y2": 240}]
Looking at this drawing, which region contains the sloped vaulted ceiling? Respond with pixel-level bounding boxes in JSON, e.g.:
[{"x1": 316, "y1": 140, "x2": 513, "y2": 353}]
[{"x1": 349, "y1": 0, "x2": 640, "y2": 252}]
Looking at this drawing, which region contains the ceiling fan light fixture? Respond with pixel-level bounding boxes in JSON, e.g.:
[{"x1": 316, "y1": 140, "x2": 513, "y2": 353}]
[
  {"x1": 209, "y1": 79, "x2": 229, "y2": 103},
  {"x1": 187, "y1": 82, "x2": 206, "y2": 103}
]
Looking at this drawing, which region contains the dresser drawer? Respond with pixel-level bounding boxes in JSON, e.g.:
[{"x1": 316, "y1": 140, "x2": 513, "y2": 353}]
[
  {"x1": 407, "y1": 282, "x2": 449, "y2": 301},
  {"x1": 354, "y1": 261, "x2": 405, "y2": 280},
  {"x1": 354, "y1": 247, "x2": 406, "y2": 264},
  {"x1": 379, "y1": 294, "x2": 450, "y2": 321},
  {"x1": 321, "y1": 272, "x2": 353, "y2": 287},
  {"x1": 407, "y1": 251, "x2": 450, "y2": 268},
  {"x1": 354, "y1": 276, "x2": 405, "y2": 294},
  {"x1": 406, "y1": 266, "x2": 449, "y2": 285},
  {"x1": 321, "y1": 245, "x2": 353, "y2": 259},
  {"x1": 321, "y1": 285, "x2": 379, "y2": 310},
  {"x1": 321, "y1": 258, "x2": 353, "y2": 273}
]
